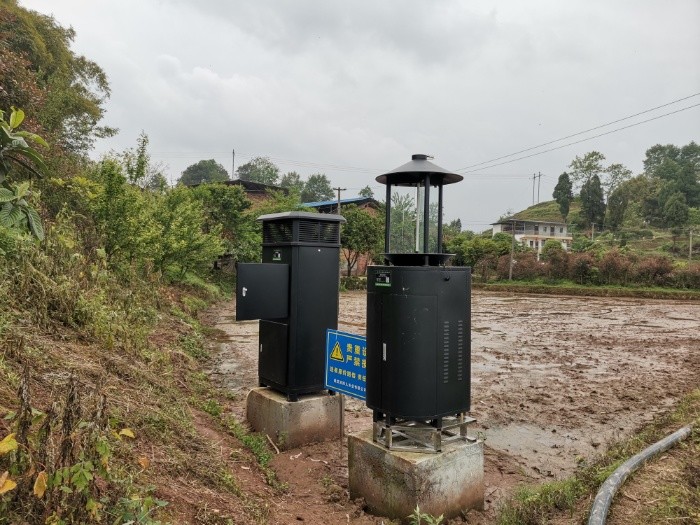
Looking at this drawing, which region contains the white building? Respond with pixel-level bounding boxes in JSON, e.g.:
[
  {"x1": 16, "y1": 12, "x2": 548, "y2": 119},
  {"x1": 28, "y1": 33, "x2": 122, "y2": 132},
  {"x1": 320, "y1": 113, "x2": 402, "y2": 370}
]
[{"x1": 492, "y1": 219, "x2": 572, "y2": 255}]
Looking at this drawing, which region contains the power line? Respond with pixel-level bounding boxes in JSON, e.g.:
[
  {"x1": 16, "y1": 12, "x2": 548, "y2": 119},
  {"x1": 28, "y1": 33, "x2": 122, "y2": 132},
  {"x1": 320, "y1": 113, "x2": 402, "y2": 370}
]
[
  {"x1": 456, "y1": 92, "x2": 700, "y2": 172},
  {"x1": 459, "y1": 102, "x2": 700, "y2": 174}
]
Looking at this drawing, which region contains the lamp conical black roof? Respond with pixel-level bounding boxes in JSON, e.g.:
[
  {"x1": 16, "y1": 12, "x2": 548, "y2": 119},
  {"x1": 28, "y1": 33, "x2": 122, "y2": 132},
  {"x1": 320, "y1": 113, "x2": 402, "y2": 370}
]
[{"x1": 376, "y1": 154, "x2": 463, "y2": 186}]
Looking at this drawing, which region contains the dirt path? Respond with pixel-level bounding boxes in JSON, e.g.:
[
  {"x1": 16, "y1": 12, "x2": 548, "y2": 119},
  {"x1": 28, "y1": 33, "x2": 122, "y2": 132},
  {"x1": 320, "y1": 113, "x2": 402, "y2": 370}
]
[{"x1": 204, "y1": 290, "x2": 700, "y2": 523}]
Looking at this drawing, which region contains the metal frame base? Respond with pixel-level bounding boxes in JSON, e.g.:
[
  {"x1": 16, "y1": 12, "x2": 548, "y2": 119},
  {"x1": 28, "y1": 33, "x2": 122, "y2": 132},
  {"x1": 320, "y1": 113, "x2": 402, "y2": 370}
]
[{"x1": 372, "y1": 412, "x2": 477, "y2": 453}]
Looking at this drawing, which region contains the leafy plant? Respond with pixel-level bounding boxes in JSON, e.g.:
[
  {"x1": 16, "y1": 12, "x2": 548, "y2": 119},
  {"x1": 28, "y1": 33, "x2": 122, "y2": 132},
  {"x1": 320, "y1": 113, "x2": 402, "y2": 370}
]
[
  {"x1": 0, "y1": 107, "x2": 47, "y2": 240},
  {"x1": 408, "y1": 505, "x2": 444, "y2": 525}
]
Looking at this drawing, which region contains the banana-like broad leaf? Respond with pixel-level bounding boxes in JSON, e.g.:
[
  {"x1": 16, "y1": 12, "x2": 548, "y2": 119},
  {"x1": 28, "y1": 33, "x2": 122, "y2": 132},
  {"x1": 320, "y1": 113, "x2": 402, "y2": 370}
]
[
  {"x1": 9, "y1": 108, "x2": 25, "y2": 130},
  {"x1": 24, "y1": 206, "x2": 44, "y2": 241},
  {"x1": 0, "y1": 188, "x2": 14, "y2": 203}
]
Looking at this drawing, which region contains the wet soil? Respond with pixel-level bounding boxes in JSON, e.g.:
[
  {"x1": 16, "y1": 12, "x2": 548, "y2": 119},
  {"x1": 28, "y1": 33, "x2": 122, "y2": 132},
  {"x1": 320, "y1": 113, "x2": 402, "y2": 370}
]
[{"x1": 204, "y1": 290, "x2": 700, "y2": 523}]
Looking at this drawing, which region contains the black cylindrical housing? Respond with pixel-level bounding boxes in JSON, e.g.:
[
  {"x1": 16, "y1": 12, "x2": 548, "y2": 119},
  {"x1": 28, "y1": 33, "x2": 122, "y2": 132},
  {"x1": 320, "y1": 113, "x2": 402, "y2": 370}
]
[{"x1": 366, "y1": 265, "x2": 471, "y2": 420}]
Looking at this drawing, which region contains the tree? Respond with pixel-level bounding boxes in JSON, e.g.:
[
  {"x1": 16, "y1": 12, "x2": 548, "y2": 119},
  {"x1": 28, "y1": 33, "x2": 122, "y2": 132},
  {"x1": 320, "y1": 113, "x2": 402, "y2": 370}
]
[
  {"x1": 389, "y1": 192, "x2": 416, "y2": 253},
  {"x1": 552, "y1": 172, "x2": 573, "y2": 220},
  {"x1": 179, "y1": 159, "x2": 229, "y2": 186},
  {"x1": 301, "y1": 173, "x2": 334, "y2": 202},
  {"x1": 189, "y1": 183, "x2": 254, "y2": 259},
  {"x1": 279, "y1": 171, "x2": 304, "y2": 194},
  {"x1": 152, "y1": 186, "x2": 225, "y2": 276},
  {"x1": 236, "y1": 156, "x2": 279, "y2": 185},
  {"x1": 341, "y1": 205, "x2": 383, "y2": 276},
  {"x1": 569, "y1": 151, "x2": 606, "y2": 190},
  {"x1": 606, "y1": 185, "x2": 628, "y2": 232},
  {"x1": 643, "y1": 142, "x2": 700, "y2": 208},
  {"x1": 662, "y1": 192, "x2": 689, "y2": 238},
  {"x1": 358, "y1": 185, "x2": 374, "y2": 198},
  {"x1": 121, "y1": 132, "x2": 168, "y2": 191},
  {"x1": 603, "y1": 163, "x2": 632, "y2": 200},
  {"x1": 0, "y1": 2, "x2": 115, "y2": 154},
  {"x1": 580, "y1": 174, "x2": 606, "y2": 229}
]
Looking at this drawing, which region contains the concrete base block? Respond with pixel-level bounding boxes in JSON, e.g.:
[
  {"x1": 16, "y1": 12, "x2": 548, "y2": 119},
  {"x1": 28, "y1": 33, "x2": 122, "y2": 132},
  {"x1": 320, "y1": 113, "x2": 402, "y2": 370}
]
[
  {"x1": 245, "y1": 387, "x2": 341, "y2": 450},
  {"x1": 348, "y1": 429, "x2": 484, "y2": 522}
]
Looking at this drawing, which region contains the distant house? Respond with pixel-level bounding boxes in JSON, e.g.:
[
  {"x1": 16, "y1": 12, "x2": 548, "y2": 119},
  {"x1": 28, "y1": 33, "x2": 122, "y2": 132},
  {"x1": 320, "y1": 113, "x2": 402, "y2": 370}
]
[
  {"x1": 302, "y1": 196, "x2": 380, "y2": 214},
  {"x1": 221, "y1": 179, "x2": 289, "y2": 202},
  {"x1": 492, "y1": 219, "x2": 572, "y2": 255}
]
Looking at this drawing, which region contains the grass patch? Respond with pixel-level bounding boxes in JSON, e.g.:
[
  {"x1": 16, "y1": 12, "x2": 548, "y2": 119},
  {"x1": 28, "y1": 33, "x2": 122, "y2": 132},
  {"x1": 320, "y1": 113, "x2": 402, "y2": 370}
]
[{"x1": 223, "y1": 415, "x2": 286, "y2": 491}]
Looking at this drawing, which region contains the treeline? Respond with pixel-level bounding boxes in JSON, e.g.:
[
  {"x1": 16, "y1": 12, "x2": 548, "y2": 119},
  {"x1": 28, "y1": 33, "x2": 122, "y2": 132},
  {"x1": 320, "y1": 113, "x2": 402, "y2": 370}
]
[{"x1": 552, "y1": 146, "x2": 699, "y2": 240}]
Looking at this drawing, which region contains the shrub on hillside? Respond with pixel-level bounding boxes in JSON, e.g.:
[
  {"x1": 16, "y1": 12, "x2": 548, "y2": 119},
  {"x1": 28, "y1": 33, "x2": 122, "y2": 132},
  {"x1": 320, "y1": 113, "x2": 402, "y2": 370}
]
[
  {"x1": 568, "y1": 253, "x2": 598, "y2": 284},
  {"x1": 496, "y1": 252, "x2": 544, "y2": 280},
  {"x1": 671, "y1": 263, "x2": 700, "y2": 289},
  {"x1": 598, "y1": 250, "x2": 633, "y2": 285},
  {"x1": 633, "y1": 256, "x2": 674, "y2": 286}
]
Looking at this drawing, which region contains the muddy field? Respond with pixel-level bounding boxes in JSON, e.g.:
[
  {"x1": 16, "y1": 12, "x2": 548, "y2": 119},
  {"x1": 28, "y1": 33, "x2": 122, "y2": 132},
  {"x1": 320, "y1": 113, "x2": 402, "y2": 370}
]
[{"x1": 206, "y1": 290, "x2": 700, "y2": 523}]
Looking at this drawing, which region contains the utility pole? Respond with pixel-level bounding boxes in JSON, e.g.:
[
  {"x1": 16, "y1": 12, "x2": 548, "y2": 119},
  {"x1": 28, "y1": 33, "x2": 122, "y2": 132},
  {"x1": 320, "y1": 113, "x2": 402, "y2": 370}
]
[
  {"x1": 509, "y1": 219, "x2": 516, "y2": 281},
  {"x1": 690, "y1": 230, "x2": 694, "y2": 261},
  {"x1": 532, "y1": 174, "x2": 536, "y2": 205},
  {"x1": 231, "y1": 148, "x2": 235, "y2": 179},
  {"x1": 537, "y1": 171, "x2": 542, "y2": 203},
  {"x1": 334, "y1": 187, "x2": 346, "y2": 214}
]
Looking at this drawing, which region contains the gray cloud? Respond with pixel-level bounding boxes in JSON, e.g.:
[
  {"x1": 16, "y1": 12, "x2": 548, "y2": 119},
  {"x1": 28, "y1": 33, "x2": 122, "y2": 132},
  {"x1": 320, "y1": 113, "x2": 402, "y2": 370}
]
[{"x1": 19, "y1": 0, "x2": 700, "y2": 229}]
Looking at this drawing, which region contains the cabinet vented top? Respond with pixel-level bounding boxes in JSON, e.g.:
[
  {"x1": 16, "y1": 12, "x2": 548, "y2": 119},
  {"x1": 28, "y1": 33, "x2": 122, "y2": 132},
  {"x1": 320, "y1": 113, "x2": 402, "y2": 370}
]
[{"x1": 258, "y1": 211, "x2": 345, "y2": 247}]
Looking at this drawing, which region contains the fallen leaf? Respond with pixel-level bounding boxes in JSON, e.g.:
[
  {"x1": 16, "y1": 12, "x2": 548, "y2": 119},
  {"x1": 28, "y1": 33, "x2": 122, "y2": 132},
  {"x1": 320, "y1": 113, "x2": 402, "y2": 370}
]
[
  {"x1": 33, "y1": 471, "x2": 48, "y2": 498},
  {"x1": 0, "y1": 434, "x2": 18, "y2": 454},
  {"x1": 0, "y1": 472, "x2": 17, "y2": 495},
  {"x1": 138, "y1": 456, "x2": 150, "y2": 469},
  {"x1": 119, "y1": 428, "x2": 135, "y2": 439}
]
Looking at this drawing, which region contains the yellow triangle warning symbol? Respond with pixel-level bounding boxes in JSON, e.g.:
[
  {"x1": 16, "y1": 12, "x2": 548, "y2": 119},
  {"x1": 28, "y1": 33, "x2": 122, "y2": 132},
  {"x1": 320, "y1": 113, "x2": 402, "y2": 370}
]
[{"x1": 330, "y1": 342, "x2": 344, "y2": 362}]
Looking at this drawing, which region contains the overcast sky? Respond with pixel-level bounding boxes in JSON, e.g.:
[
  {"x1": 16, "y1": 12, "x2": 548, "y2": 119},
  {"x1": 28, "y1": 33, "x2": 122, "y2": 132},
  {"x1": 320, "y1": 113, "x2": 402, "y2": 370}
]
[{"x1": 20, "y1": 0, "x2": 700, "y2": 230}]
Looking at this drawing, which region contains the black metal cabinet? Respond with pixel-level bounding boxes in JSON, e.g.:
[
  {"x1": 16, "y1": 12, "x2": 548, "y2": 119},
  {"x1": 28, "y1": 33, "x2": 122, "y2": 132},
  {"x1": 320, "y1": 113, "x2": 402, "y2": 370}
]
[
  {"x1": 236, "y1": 212, "x2": 345, "y2": 400},
  {"x1": 366, "y1": 266, "x2": 471, "y2": 420}
]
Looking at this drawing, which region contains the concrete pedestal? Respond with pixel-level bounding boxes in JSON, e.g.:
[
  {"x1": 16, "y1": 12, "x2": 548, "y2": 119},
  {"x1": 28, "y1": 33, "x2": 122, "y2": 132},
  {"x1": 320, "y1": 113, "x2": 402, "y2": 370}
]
[
  {"x1": 245, "y1": 387, "x2": 341, "y2": 450},
  {"x1": 348, "y1": 429, "x2": 484, "y2": 522}
]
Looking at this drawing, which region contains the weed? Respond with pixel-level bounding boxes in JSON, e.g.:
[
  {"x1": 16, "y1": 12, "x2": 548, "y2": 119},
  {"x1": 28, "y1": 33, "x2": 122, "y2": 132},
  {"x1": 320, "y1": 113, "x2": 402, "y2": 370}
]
[
  {"x1": 203, "y1": 398, "x2": 223, "y2": 418},
  {"x1": 408, "y1": 505, "x2": 444, "y2": 525},
  {"x1": 179, "y1": 332, "x2": 209, "y2": 360}
]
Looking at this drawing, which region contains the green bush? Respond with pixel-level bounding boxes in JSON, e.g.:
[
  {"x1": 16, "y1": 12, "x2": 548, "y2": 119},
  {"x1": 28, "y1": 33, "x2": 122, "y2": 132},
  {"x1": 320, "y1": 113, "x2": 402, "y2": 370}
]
[{"x1": 340, "y1": 276, "x2": 366, "y2": 290}]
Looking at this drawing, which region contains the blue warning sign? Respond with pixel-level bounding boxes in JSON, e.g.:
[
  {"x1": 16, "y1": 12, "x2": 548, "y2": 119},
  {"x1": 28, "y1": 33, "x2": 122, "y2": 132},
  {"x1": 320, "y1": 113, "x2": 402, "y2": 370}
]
[{"x1": 324, "y1": 329, "x2": 367, "y2": 400}]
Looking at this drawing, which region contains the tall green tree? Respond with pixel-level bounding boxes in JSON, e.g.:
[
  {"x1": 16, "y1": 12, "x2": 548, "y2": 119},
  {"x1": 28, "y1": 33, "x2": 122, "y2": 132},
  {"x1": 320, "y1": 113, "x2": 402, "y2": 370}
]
[
  {"x1": 0, "y1": 1, "x2": 115, "y2": 154},
  {"x1": 358, "y1": 185, "x2": 374, "y2": 198},
  {"x1": 279, "y1": 171, "x2": 304, "y2": 194},
  {"x1": 643, "y1": 142, "x2": 700, "y2": 208},
  {"x1": 340, "y1": 205, "x2": 383, "y2": 276},
  {"x1": 552, "y1": 172, "x2": 573, "y2": 220},
  {"x1": 568, "y1": 151, "x2": 606, "y2": 189},
  {"x1": 236, "y1": 156, "x2": 280, "y2": 185},
  {"x1": 606, "y1": 185, "x2": 628, "y2": 232},
  {"x1": 179, "y1": 159, "x2": 229, "y2": 186},
  {"x1": 301, "y1": 173, "x2": 334, "y2": 202},
  {"x1": 189, "y1": 183, "x2": 257, "y2": 262},
  {"x1": 580, "y1": 174, "x2": 606, "y2": 228},
  {"x1": 662, "y1": 192, "x2": 689, "y2": 229},
  {"x1": 603, "y1": 163, "x2": 633, "y2": 200}
]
